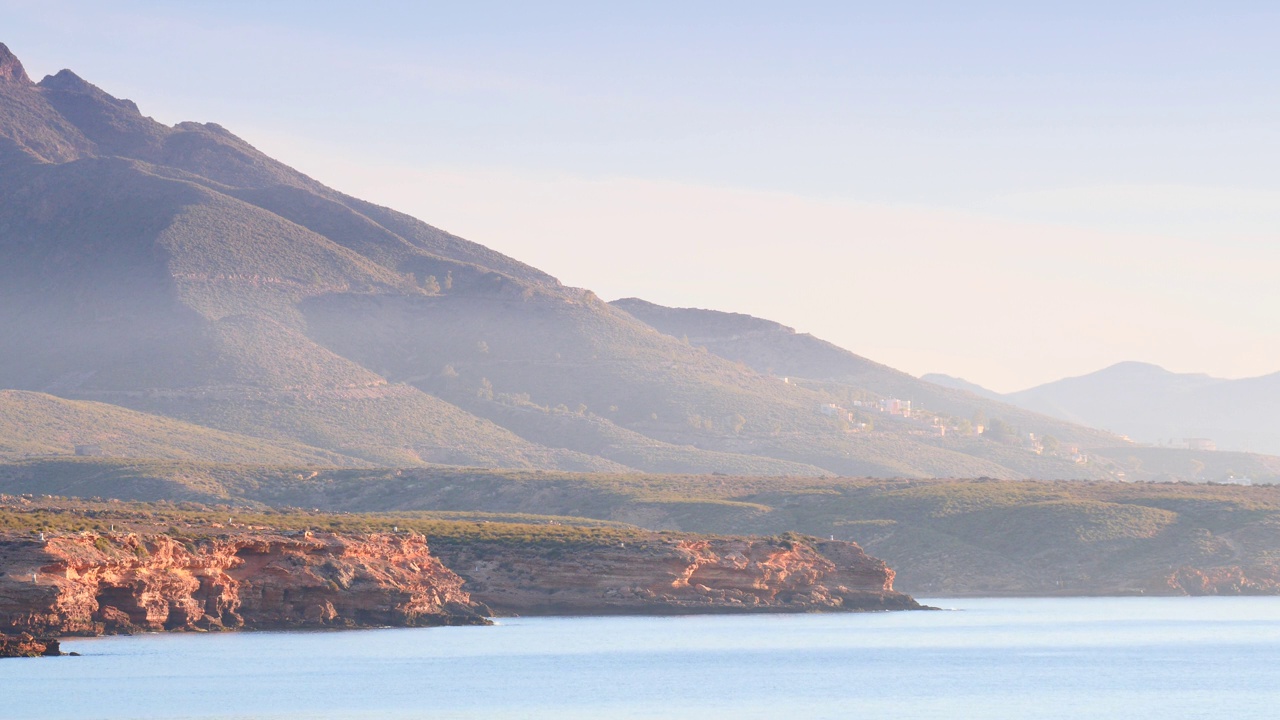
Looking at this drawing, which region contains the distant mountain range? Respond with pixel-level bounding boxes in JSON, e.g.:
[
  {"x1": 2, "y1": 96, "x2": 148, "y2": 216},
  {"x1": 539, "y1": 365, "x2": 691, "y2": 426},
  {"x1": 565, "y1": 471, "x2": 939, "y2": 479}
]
[
  {"x1": 0, "y1": 42, "x2": 1267, "y2": 481},
  {"x1": 924, "y1": 362, "x2": 1280, "y2": 456}
]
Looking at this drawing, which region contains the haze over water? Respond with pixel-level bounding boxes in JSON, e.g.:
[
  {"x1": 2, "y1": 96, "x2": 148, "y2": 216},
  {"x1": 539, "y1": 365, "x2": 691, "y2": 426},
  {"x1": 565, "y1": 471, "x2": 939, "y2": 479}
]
[{"x1": 10, "y1": 598, "x2": 1280, "y2": 719}]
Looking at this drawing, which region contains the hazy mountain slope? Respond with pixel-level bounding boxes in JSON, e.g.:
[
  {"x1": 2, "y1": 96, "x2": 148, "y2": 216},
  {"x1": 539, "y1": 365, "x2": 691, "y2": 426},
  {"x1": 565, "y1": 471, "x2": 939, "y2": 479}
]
[
  {"x1": 611, "y1": 298, "x2": 1121, "y2": 449},
  {"x1": 3, "y1": 49, "x2": 855, "y2": 476},
  {"x1": 1007, "y1": 362, "x2": 1280, "y2": 454},
  {"x1": 1008, "y1": 362, "x2": 1219, "y2": 433},
  {"x1": 0, "y1": 144, "x2": 616, "y2": 470},
  {"x1": 0, "y1": 47, "x2": 816, "y2": 475},
  {"x1": 0, "y1": 156, "x2": 220, "y2": 391},
  {"x1": 1088, "y1": 446, "x2": 1280, "y2": 482},
  {"x1": 0, "y1": 390, "x2": 360, "y2": 465},
  {"x1": 919, "y1": 374, "x2": 1006, "y2": 401},
  {"x1": 301, "y1": 291, "x2": 1023, "y2": 478},
  {"x1": 443, "y1": 394, "x2": 832, "y2": 476},
  {"x1": 1186, "y1": 373, "x2": 1280, "y2": 453}
]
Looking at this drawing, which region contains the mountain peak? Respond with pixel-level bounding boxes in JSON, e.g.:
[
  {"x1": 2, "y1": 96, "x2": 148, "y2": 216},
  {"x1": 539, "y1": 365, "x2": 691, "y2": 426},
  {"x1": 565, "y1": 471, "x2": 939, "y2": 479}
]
[
  {"x1": 0, "y1": 43, "x2": 31, "y2": 84},
  {"x1": 39, "y1": 68, "x2": 143, "y2": 114},
  {"x1": 39, "y1": 68, "x2": 93, "y2": 91},
  {"x1": 1100, "y1": 361, "x2": 1170, "y2": 375}
]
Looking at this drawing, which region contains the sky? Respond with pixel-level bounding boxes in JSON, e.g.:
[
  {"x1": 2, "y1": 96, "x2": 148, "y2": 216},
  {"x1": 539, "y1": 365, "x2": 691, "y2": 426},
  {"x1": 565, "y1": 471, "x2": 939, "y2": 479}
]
[{"x1": 3, "y1": 1, "x2": 1278, "y2": 392}]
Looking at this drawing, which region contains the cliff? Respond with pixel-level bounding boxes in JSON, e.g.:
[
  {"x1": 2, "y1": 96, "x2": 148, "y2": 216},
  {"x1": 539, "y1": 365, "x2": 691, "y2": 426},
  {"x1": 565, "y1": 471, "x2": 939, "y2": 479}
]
[
  {"x1": 0, "y1": 531, "x2": 489, "y2": 638},
  {"x1": 432, "y1": 535, "x2": 921, "y2": 615},
  {"x1": 0, "y1": 526, "x2": 920, "y2": 647}
]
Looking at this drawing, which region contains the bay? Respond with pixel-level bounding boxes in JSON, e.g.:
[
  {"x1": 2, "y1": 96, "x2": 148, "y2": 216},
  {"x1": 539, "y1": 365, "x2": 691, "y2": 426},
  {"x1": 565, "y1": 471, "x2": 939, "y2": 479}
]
[{"x1": 6, "y1": 597, "x2": 1280, "y2": 719}]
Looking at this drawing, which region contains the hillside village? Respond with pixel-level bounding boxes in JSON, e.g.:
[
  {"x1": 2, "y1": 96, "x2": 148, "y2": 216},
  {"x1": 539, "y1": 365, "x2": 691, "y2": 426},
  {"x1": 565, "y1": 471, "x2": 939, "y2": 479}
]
[{"x1": 813, "y1": 393, "x2": 1090, "y2": 465}]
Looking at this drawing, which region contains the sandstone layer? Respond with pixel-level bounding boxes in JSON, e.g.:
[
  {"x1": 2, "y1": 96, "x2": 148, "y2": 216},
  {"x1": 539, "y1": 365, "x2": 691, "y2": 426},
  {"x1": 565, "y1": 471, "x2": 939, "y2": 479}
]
[
  {"x1": 0, "y1": 531, "x2": 489, "y2": 637},
  {"x1": 433, "y1": 535, "x2": 921, "y2": 615}
]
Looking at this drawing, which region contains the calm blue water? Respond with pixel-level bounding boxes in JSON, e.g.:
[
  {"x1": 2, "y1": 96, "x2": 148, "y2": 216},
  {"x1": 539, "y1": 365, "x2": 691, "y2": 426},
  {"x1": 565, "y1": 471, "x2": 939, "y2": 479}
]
[{"x1": 5, "y1": 597, "x2": 1280, "y2": 719}]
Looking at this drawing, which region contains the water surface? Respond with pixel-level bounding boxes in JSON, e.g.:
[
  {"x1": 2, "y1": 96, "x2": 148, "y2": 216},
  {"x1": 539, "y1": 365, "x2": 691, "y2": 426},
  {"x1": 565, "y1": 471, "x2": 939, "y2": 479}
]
[{"x1": 7, "y1": 597, "x2": 1280, "y2": 719}]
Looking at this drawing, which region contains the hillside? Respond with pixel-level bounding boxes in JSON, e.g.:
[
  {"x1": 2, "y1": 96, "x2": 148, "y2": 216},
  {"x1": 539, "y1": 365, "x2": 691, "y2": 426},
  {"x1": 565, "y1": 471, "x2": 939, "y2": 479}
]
[
  {"x1": 919, "y1": 373, "x2": 1005, "y2": 401},
  {"x1": 610, "y1": 298, "x2": 1280, "y2": 480},
  {"x1": 610, "y1": 298, "x2": 1123, "y2": 446},
  {"x1": 610, "y1": 298, "x2": 1153, "y2": 474},
  {"x1": 0, "y1": 390, "x2": 355, "y2": 466}
]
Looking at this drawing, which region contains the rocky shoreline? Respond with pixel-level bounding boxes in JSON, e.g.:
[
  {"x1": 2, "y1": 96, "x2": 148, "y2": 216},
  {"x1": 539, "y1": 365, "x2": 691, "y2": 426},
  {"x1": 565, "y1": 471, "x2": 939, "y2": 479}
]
[
  {"x1": 433, "y1": 534, "x2": 921, "y2": 616},
  {"x1": 0, "y1": 529, "x2": 921, "y2": 656},
  {"x1": 0, "y1": 632, "x2": 64, "y2": 657},
  {"x1": 0, "y1": 530, "x2": 489, "y2": 656}
]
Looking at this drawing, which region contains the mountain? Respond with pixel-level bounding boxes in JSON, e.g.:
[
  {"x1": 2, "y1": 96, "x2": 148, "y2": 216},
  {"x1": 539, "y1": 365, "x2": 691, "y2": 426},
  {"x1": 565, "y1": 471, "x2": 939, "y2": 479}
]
[
  {"x1": 1005, "y1": 362, "x2": 1280, "y2": 454},
  {"x1": 0, "y1": 43, "x2": 1153, "y2": 479}
]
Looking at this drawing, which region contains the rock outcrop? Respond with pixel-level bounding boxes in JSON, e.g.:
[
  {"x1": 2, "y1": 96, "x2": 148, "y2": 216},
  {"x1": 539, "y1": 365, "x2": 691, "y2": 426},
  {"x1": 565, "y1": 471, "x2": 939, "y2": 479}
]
[
  {"x1": 1165, "y1": 565, "x2": 1280, "y2": 595},
  {"x1": 433, "y1": 534, "x2": 922, "y2": 615},
  {"x1": 0, "y1": 42, "x2": 30, "y2": 84},
  {"x1": 0, "y1": 531, "x2": 489, "y2": 637},
  {"x1": 0, "y1": 632, "x2": 61, "y2": 658}
]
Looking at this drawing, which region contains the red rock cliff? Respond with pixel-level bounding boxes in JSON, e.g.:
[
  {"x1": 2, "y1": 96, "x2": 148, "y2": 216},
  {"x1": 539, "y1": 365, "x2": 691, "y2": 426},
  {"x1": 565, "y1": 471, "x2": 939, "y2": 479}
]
[
  {"x1": 433, "y1": 535, "x2": 920, "y2": 615},
  {"x1": 0, "y1": 531, "x2": 489, "y2": 636}
]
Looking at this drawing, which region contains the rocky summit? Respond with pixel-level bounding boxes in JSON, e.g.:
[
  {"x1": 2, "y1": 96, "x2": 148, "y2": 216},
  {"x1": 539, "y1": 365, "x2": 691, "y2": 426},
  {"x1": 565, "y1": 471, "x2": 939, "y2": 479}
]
[{"x1": 0, "y1": 43, "x2": 30, "y2": 83}]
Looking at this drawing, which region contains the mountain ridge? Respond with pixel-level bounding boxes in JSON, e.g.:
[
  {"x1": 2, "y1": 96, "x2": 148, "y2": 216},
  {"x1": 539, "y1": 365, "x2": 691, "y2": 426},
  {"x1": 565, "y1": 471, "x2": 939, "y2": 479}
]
[{"x1": 0, "y1": 41, "x2": 1265, "y2": 480}]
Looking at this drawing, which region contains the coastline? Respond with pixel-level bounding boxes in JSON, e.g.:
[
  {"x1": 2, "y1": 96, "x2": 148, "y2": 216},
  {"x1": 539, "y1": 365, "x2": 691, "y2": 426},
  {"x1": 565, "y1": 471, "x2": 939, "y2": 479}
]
[{"x1": 0, "y1": 528, "x2": 922, "y2": 656}]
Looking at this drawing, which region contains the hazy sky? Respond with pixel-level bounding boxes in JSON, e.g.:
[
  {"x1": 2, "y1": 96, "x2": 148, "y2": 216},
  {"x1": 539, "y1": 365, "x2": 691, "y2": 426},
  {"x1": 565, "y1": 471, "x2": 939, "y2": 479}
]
[{"x1": 4, "y1": 1, "x2": 1278, "y2": 391}]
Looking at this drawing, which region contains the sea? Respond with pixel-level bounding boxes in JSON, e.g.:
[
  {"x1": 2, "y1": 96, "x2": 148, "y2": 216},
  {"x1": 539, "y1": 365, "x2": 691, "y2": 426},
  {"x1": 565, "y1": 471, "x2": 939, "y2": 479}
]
[{"x1": 6, "y1": 597, "x2": 1280, "y2": 719}]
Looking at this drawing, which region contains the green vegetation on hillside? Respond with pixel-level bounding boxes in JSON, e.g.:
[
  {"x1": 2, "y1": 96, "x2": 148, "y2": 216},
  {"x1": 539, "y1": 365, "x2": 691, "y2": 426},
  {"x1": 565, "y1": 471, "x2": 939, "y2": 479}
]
[
  {"x1": 5, "y1": 459, "x2": 1280, "y2": 595},
  {"x1": 0, "y1": 495, "x2": 655, "y2": 548},
  {"x1": 0, "y1": 390, "x2": 355, "y2": 466}
]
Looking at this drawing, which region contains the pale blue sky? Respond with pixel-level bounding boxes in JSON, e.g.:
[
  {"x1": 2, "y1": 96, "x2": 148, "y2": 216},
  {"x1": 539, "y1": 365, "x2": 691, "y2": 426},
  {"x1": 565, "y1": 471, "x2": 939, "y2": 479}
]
[{"x1": 4, "y1": 1, "x2": 1278, "y2": 390}]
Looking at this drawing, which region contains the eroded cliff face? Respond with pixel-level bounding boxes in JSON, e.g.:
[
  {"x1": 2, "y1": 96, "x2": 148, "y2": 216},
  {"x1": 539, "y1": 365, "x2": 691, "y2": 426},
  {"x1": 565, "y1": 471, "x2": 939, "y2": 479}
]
[
  {"x1": 0, "y1": 532, "x2": 489, "y2": 637},
  {"x1": 433, "y1": 535, "x2": 920, "y2": 615},
  {"x1": 0, "y1": 528, "x2": 923, "y2": 646}
]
